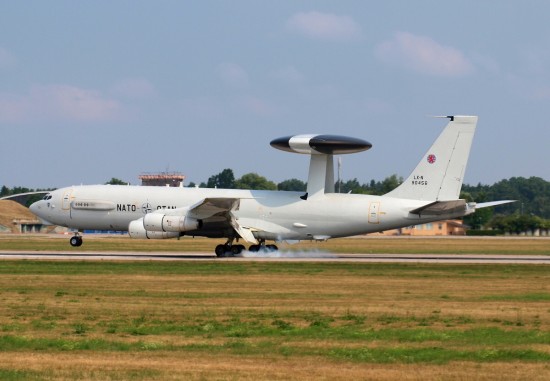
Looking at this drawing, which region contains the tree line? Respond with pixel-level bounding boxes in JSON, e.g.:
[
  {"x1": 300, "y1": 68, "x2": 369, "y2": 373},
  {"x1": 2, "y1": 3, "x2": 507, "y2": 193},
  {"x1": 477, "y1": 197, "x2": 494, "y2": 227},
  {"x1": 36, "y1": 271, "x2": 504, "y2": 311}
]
[
  {"x1": 191, "y1": 170, "x2": 550, "y2": 231},
  {"x1": 2, "y1": 172, "x2": 549, "y2": 231},
  {"x1": 460, "y1": 177, "x2": 550, "y2": 232},
  {"x1": 187, "y1": 168, "x2": 404, "y2": 195}
]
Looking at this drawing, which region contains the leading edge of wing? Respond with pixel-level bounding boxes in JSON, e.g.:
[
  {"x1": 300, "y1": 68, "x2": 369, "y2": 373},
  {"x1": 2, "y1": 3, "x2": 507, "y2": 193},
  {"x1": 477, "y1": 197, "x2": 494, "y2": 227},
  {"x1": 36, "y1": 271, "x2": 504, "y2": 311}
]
[
  {"x1": 187, "y1": 197, "x2": 241, "y2": 219},
  {"x1": 156, "y1": 197, "x2": 241, "y2": 219}
]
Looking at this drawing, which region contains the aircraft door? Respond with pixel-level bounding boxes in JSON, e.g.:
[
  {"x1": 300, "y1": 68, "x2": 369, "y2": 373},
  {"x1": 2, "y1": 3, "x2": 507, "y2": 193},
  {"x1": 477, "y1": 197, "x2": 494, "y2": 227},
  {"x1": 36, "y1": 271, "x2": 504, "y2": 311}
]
[
  {"x1": 62, "y1": 189, "x2": 72, "y2": 211},
  {"x1": 368, "y1": 202, "x2": 380, "y2": 224}
]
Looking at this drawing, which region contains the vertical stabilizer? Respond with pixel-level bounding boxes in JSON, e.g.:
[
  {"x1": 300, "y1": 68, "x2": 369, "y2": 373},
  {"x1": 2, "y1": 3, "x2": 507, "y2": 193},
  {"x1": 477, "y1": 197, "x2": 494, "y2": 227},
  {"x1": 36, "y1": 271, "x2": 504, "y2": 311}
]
[{"x1": 384, "y1": 115, "x2": 477, "y2": 201}]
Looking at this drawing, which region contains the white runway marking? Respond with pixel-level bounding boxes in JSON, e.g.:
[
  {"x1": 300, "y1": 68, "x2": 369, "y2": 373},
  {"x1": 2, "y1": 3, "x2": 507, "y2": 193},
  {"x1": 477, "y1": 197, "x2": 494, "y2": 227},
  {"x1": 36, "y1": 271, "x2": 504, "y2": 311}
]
[{"x1": 1, "y1": 251, "x2": 550, "y2": 264}]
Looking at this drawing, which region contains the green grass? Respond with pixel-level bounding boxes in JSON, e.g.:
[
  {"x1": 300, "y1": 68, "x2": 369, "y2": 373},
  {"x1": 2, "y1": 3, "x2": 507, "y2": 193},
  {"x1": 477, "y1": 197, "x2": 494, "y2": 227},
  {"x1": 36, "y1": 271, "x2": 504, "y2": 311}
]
[
  {"x1": 1, "y1": 260, "x2": 549, "y2": 277},
  {"x1": 2, "y1": 259, "x2": 550, "y2": 379},
  {"x1": 479, "y1": 292, "x2": 550, "y2": 302},
  {"x1": 2, "y1": 235, "x2": 550, "y2": 254},
  {"x1": 2, "y1": 332, "x2": 549, "y2": 365},
  {"x1": 328, "y1": 347, "x2": 550, "y2": 364},
  {"x1": 0, "y1": 369, "x2": 43, "y2": 381}
]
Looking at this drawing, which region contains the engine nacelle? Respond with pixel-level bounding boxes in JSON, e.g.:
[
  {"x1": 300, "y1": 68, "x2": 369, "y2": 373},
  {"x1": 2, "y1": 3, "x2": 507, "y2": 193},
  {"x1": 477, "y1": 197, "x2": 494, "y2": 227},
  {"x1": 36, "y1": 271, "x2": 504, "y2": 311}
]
[
  {"x1": 142, "y1": 212, "x2": 201, "y2": 232},
  {"x1": 128, "y1": 218, "x2": 180, "y2": 239}
]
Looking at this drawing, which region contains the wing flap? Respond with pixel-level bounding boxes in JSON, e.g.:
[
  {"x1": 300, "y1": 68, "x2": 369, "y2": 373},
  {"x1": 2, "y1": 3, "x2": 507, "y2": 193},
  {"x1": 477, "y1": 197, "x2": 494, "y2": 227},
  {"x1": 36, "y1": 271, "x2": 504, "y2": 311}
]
[{"x1": 229, "y1": 218, "x2": 258, "y2": 244}]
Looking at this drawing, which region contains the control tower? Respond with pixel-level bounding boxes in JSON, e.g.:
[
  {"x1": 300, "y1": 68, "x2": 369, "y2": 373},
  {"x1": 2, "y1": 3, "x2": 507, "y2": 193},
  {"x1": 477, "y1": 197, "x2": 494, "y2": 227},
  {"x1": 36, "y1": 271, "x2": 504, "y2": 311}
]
[{"x1": 139, "y1": 172, "x2": 185, "y2": 187}]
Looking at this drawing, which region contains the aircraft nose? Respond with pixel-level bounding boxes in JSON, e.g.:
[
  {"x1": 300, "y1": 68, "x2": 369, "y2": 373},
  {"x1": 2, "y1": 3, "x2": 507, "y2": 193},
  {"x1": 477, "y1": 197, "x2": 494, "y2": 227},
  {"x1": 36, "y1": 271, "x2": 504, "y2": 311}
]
[
  {"x1": 29, "y1": 200, "x2": 42, "y2": 216},
  {"x1": 29, "y1": 200, "x2": 47, "y2": 218},
  {"x1": 29, "y1": 200, "x2": 54, "y2": 225}
]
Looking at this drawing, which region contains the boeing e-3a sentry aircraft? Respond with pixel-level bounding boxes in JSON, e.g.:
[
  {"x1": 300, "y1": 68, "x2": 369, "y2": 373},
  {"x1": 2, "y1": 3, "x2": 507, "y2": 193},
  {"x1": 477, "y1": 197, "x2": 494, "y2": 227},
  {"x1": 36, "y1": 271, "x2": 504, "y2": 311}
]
[{"x1": 30, "y1": 115, "x2": 513, "y2": 256}]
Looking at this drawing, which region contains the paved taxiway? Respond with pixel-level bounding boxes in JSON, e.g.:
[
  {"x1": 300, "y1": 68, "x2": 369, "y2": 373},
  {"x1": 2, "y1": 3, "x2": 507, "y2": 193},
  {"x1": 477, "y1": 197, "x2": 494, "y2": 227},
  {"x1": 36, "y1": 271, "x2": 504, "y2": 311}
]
[{"x1": 1, "y1": 251, "x2": 550, "y2": 264}]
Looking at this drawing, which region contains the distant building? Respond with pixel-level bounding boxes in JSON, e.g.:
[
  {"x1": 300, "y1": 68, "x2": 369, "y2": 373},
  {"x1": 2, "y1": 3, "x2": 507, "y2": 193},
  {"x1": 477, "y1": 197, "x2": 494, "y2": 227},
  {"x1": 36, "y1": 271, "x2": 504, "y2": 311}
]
[
  {"x1": 374, "y1": 219, "x2": 468, "y2": 236},
  {"x1": 139, "y1": 172, "x2": 185, "y2": 187}
]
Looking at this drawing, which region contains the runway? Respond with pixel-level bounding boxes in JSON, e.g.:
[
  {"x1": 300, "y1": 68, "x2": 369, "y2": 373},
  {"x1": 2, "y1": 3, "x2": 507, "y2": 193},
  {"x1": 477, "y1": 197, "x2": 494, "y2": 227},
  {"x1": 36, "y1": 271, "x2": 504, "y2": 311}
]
[{"x1": 1, "y1": 251, "x2": 550, "y2": 264}]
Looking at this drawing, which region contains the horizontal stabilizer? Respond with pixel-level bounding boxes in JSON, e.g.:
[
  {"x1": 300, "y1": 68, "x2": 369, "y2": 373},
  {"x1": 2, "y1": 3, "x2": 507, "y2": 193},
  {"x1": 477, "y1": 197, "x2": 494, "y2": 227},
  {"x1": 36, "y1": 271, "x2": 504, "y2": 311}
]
[
  {"x1": 410, "y1": 200, "x2": 466, "y2": 216},
  {"x1": 475, "y1": 200, "x2": 516, "y2": 209}
]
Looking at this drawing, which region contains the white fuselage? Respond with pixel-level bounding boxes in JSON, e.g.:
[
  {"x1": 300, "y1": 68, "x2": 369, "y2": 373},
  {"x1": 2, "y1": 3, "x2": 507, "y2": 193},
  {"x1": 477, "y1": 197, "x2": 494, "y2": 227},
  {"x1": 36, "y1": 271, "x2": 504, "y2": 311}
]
[{"x1": 30, "y1": 185, "x2": 465, "y2": 241}]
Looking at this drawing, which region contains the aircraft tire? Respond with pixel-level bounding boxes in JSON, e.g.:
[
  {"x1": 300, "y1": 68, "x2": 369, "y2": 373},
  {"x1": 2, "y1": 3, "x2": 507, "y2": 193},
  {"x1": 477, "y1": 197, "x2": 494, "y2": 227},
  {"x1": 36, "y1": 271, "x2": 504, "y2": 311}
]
[
  {"x1": 215, "y1": 244, "x2": 226, "y2": 257},
  {"x1": 70, "y1": 236, "x2": 83, "y2": 247},
  {"x1": 231, "y1": 245, "x2": 242, "y2": 255},
  {"x1": 267, "y1": 244, "x2": 278, "y2": 251},
  {"x1": 248, "y1": 244, "x2": 260, "y2": 252}
]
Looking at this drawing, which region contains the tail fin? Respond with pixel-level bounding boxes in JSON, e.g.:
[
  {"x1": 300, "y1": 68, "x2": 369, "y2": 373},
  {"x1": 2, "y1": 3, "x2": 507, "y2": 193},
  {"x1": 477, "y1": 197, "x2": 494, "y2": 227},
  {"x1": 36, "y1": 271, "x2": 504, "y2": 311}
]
[{"x1": 384, "y1": 115, "x2": 477, "y2": 201}]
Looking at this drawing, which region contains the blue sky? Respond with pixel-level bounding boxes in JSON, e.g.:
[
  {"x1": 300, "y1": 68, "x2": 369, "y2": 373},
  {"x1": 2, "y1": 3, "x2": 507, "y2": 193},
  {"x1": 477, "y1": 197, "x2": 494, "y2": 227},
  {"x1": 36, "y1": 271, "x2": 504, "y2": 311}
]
[{"x1": 1, "y1": 1, "x2": 549, "y2": 188}]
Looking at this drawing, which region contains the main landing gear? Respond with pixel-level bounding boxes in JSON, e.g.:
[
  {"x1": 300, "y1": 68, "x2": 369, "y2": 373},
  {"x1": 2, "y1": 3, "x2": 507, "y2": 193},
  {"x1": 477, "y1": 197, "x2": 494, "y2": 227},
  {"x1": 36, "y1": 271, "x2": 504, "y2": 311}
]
[
  {"x1": 214, "y1": 239, "x2": 278, "y2": 257},
  {"x1": 69, "y1": 233, "x2": 83, "y2": 247},
  {"x1": 215, "y1": 243, "x2": 246, "y2": 257},
  {"x1": 248, "y1": 244, "x2": 278, "y2": 253}
]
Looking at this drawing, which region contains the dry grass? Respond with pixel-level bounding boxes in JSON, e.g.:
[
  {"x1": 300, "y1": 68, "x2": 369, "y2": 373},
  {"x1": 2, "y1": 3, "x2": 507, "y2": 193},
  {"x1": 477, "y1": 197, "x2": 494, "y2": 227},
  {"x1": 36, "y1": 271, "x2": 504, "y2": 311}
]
[
  {"x1": 1, "y1": 260, "x2": 550, "y2": 380},
  {"x1": 1, "y1": 234, "x2": 549, "y2": 254},
  {"x1": 0, "y1": 200, "x2": 38, "y2": 233},
  {"x1": 2, "y1": 352, "x2": 550, "y2": 380}
]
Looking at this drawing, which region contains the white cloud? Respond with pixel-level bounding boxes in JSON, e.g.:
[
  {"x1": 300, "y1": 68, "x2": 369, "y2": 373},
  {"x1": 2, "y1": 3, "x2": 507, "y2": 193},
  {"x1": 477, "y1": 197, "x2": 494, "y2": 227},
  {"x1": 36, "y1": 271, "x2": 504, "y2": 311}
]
[
  {"x1": 179, "y1": 97, "x2": 223, "y2": 119},
  {"x1": 374, "y1": 32, "x2": 474, "y2": 77},
  {"x1": 240, "y1": 96, "x2": 276, "y2": 116},
  {"x1": 286, "y1": 11, "x2": 362, "y2": 42},
  {"x1": 0, "y1": 47, "x2": 16, "y2": 68},
  {"x1": 517, "y1": 47, "x2": 550, "y2": 83},
  {"x1": 179, "y1": 95, "x2": 276, "y2": 119},
  {"x1": 0, "y1": 84, "x2": 121, "y2": 123},
  {"x1": 0, "y1": 94, "x2": 25, "y2": 123},
  {"x1": 112, "y1": 78, "x2": 157, "y2": 99},
  {"x1": 270, "y1": 66, "x2": 305, "y2": 84},
  {"x1": 362, "y1": 98, "x2": 392, "y2": 114},
  {"x1": 532, "y1": 86, "x2": 550, "y2": 100},
  {"x1": 471, "y1": 53, "x2": 501, "y2": 76},
  {"x1": 217, "y1": 62, "x2": 249, "y2": 88}
]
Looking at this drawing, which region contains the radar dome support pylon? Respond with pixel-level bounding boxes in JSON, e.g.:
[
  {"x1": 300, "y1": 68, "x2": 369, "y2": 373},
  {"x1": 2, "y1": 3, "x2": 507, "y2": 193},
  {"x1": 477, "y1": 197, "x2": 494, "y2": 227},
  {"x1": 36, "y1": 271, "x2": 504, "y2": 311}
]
[{"x1": 270, "y1": 134, "x2": 372, "y2": 199}]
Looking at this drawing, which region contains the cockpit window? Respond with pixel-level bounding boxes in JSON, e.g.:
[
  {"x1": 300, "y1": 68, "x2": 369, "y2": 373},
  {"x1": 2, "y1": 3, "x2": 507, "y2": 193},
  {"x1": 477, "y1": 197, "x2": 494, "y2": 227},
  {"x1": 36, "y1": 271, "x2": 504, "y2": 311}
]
[{"x1": 43, "y1": 194, "x2": 53, "y2": 200}]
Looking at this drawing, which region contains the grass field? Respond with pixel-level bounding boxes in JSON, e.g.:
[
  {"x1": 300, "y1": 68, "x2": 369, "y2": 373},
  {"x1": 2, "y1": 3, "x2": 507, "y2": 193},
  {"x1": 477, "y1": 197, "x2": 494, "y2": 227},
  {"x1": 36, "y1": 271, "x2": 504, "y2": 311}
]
[
  {"x1": 1, "y1": 234, "x2": 550, "y2": 255},
  {"x1": 1, "y1": 254, "x2": 550, "y2": 380}
]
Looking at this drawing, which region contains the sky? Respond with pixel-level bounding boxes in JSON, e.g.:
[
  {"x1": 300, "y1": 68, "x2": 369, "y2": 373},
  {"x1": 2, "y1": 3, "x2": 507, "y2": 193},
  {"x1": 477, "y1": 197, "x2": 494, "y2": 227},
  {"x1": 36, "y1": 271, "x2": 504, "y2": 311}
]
[{"x1": 1, "y1": 1, "x2": 549, "y2": 189}]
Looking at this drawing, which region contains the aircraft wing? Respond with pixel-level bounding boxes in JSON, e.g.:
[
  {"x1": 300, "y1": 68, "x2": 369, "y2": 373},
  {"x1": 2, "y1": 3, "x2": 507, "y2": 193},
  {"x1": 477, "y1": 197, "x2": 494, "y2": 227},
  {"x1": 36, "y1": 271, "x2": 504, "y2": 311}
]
[
  {"x1": 186, "y1": 197, "x2": 241, "y2": 219},
  {"x1": 162, "y1": 197, "x2": 259, "y2": 244}
]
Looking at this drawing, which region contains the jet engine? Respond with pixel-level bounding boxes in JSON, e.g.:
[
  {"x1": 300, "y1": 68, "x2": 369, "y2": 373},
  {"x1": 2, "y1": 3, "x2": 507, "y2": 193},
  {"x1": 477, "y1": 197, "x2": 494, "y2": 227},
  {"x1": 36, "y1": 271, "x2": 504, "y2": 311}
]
[
  {"x1": 143, "y1": 212, "x2": 202, "y2": 232},
  {"x1": 128, "y1": 218, "x2": 180, "y2": 239}
]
